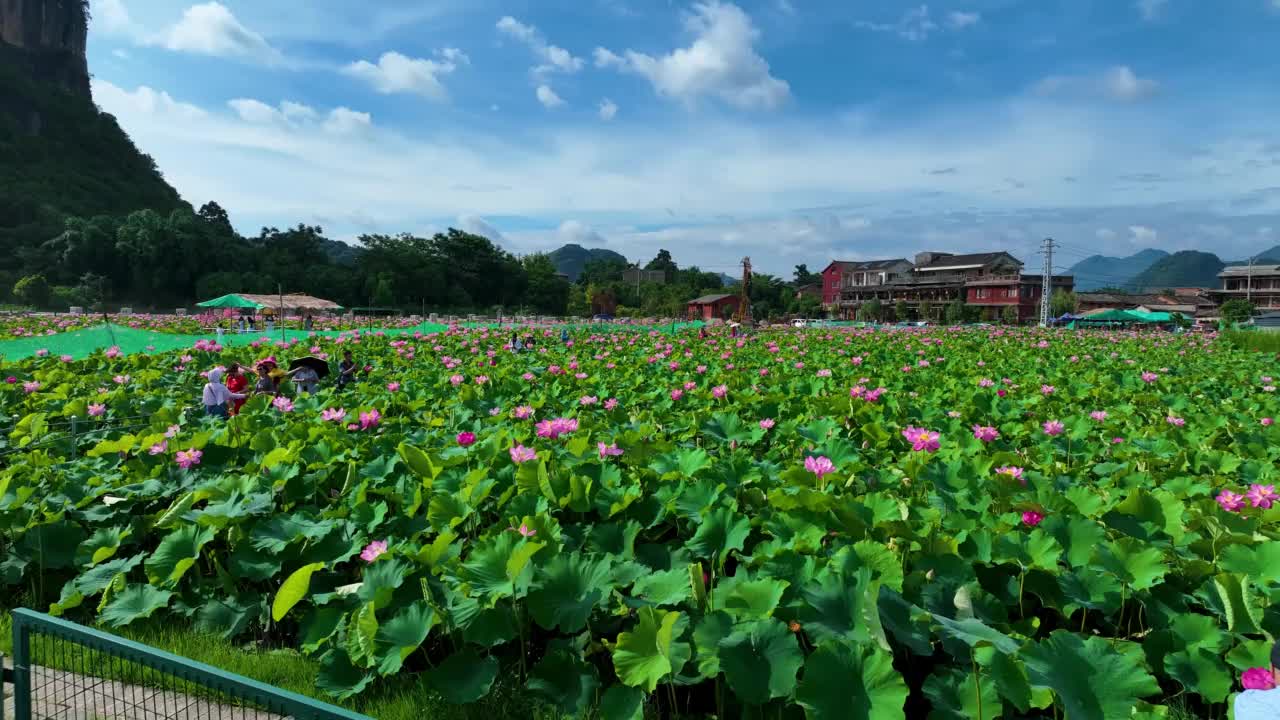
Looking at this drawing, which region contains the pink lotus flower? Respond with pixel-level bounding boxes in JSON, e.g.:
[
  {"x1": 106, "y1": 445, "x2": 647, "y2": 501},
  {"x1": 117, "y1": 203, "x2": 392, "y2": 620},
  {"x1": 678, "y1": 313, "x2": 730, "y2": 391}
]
[
  {"x1": 4, "y1": 376, "x2": 14, "y2": 384},
  {"x1": 510, "y1": 445, "x2": 537, "y2": 464},
  {"x1": 972, "y1": 425, "x2": 999, "y2": 442},
  {"x1": 604, "y1": 398, "x2": 619, "y2": 411},
  {"x1": 1040, "y1": 385, "x2": 1055, "y2": 396},
  {"x1": 513, "y1": 405, "x2": 534, "y2": 419},
  {"x1": 87, "y1": 403, "x2": 106, "y2": 417},
  {"x1": 1090, "y1": 411, "x2": 1107, "y2": 422},
  {"x1": 165, "y1": 424, "x2": 181, "y2": 438},
  {"x1": 476, "y1": 375, "x2": 489, "y2": 385},
  {"x1": 1263, "y1": 417, "x2": 1274, "y2": 427},
  {"x1": 1140, "y1": 371, "x2": 1159, "y2": 383},
  {"x1": 1216, "y1": 490, "x2": 1246, "y2": 512},
  {"x1": 864, "y1": 387, "x2": 885, "y2": 402},
  {"x1": 359, "y1": 409, "x2": 381, "y2": 430},
  {"x1": 449, "y1": 374, "x2": 464, "y2": 386},
  {"x1": 979, "y1": 378, "x2": 995, "y2": 388},
  {"x1": 1243, "y1": 668, "x2": 1277, "y2": 690},
  {"x1": 816, "y1": 368, "x2": 833, "y2": 377},
  {"x1": 580, "y1": 395, "x2": 599, "y2": 406},
  {"x1": 456, "y1": 431, "x2": 476, "y2": 447},
  {"x1": 997, "y1": 389, "x2": 1007, "y2": 398},
  {"x1": 670, "y1": 389, "x2": 683, "y2": 401},
  {"x1": 712, "y1": 385, "x2": 728, "y2": 399},
  {"x1": 901, "y1": 426, "x2": 940, "y2": 452},
  {"x1": 1043, "y1": 420, "x2": 1065, "y2": 437},
  {"x1": 1166, "y1": 416, "x2": 1185, "y2": 427},
  {"x1": 387, "y1": 382, "x2": 400, "y2": 392},
  {"x1": 148, "y1": 441, "x2": 168, "y2": 455},
  {"x1": 489, "y1": 406, "x2": 502, "y2": 416},
  {"x1": 35, "y1": 348, "x2": 48, "y2": 357},
  {"x1": 273, "y1": 397, "x2": 294, "y2": 413},
  {"x1": 175, "y1": 448, "x2": 202, "y2": 469},
  {"x1": 598, "y1": 442, "x2": 624, "y2": 459},
  {"x1": 536, "y1": 417, "x2": 579, "y2": 439},
  {"x1": 113, "y1": 374, "x2": 130, "y2": 385},
  {"x1": 759, "y1": 418, "x2": 775, "y2": 430},
  {"x1": 60, "y1": 354, "x2": 73, "y2": 363},
  {"x1": 995, "y1": 466, "x2": 1024, "y2": 484},
  {"x1": 22, "y1": 381, "x2": 39, "y2": 394},
  {"x1": 360, "y1": 540, "x2": 388, "y2": 563},
  {"x1": 515, "y1": 523, "x2": 536, "y2": 538},
  {"x1": 1247, "y1": 484, "x2": 1278, "y2": 509},
  {"x1": 804, "y1": 455, "x2": 836, "y2": 480},
  {"x1": 1021, "y1": 510, "x2": 1044, "y2": 527},
  {"x1": 322, "y1": 407, "x2": 346, "y2": 422},
  {"x1": 105, "y1": 346, "x2": 121, "y2": 359},
  {"x1": 1112, "y1": 437, "x2": 1125, "y2": 444}
]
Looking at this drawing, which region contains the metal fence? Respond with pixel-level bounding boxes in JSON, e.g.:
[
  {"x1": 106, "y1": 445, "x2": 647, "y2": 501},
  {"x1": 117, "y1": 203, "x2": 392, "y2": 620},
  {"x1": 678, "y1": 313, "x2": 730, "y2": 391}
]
[{"x1": 2, "y1": 609, "x2": 370, "y2": 720}]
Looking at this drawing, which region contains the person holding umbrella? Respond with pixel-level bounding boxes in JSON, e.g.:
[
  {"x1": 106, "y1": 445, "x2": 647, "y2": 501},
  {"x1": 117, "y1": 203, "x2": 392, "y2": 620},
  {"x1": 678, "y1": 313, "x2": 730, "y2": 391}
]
[
  {"x1": 288, "y1": 356, "x2": 328, "y2": 394},
  {"x1": 225, "y1": 362, "x2": 250, "y2": 415}
]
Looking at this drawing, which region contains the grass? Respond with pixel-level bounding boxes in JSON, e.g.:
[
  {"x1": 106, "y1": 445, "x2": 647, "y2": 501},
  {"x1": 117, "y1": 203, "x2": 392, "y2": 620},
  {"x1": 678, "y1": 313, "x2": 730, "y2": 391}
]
[
  {"x1": 0, "y1": 611, "x2": 566, "y2": 720},
  {"x1": 1223, "y1": 328, "x2": 1280, "y2": 353}
]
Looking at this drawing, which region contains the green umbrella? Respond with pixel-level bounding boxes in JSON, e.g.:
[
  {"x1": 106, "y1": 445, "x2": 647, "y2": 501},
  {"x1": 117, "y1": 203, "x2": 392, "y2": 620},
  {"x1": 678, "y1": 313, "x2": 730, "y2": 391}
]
[{"x1": 196, "y1": 294, "x2": 265, "y2": 309}]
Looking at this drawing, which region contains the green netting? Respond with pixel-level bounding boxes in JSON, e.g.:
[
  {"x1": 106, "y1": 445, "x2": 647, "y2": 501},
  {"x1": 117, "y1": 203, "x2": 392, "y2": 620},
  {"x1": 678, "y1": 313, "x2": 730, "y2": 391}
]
[{"x1": 0, "y1": 321, "x2": 707, "y2": 361}]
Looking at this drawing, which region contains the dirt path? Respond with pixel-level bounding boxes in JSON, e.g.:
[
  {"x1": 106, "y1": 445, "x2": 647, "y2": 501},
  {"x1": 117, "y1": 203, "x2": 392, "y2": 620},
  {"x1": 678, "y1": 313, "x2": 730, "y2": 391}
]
[{"x1": 4, "y1": 656, "x2": 284, "y2": 719}]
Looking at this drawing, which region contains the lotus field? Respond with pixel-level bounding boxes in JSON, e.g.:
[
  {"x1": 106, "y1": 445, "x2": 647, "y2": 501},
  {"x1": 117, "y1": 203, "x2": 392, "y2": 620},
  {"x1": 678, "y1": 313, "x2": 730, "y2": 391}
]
[{"x1": 2, "y1": 325, "x2": 1279, "y2": 719}]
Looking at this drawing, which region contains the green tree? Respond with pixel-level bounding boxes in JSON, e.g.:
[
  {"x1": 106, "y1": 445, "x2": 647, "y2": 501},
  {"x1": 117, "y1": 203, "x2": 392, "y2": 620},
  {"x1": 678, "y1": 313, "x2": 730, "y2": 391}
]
[
  {"x1": 944, "y1": 299, "x2": 966, "y2": 325},
  {"x1": 566, "y1": 284, "x2": 590, "y2": 317},
  {"x1": 13, "y1": 273, "x2": 50, "y2": 307},
  {"x1": 76, "y1": 272, "x2": 109, "y2": 309},
  {"x1": 523, "y1": 253, "x2": 571, "y2": 314},
  {"x1": 919, "y1": 301, "x2": 933, "y2": 322},
  {"x1": 860, "y1": 299, "x2": 882, "y2": 322},
  {"x1": 1001, "y1": 305, "x2": 1019, "y2": 325},
  {"x1": 793, "y1": 264, "x2": 819, "y2": 286},
  {"x1": 1220, "y1": 299, "x2": 1255, "y2": 325},
  {"x1": 645, "y1": 249, "x2": 678, "y2": 282},
  {"x1": 895, "y1": 300, "x2": 909, "y2": 322},
  {"x1": 1049, "y1": 289, "x2": 1077, "y2": 317},
  {"x1": 371, "y1": 274, "x2": 395, "y2": 307}
]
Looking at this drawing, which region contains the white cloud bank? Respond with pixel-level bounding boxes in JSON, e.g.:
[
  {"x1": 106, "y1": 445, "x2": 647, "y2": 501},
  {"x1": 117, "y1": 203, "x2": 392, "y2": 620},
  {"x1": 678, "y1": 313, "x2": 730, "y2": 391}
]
[
  {"x1": 342, "y1": 50, "x2": 468, "y2": 100},
  {"x1": 158, "y1": 2, "x2": 283, "y2": 64},
  {"x1": 1035, "y1": 66, "x2": 1160, "y2": 102},
  {"x1": 594, "y1": 1, "x2": 790, "y2": 110}
]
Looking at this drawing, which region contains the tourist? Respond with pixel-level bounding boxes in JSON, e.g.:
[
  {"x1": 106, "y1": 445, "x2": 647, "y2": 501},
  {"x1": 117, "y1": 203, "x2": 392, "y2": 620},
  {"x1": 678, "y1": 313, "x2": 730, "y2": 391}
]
[
  {"x1": 337, "y1": 350, "x2": 358, "y2": 389},
  {"x1": 254, "y1": 360, "x2": 280, "y2": 395},
  {"x1": 561, "y1": 327, "x2": 570, "y2": 345},
  {"x1": 1236, "y1": 643, "x2": 1280, "y2": 718},
  {"x1": 202, "y1": 367, "x2": 245, "y2": 419},
  {"x1": 304, "y1": 315, "x2": 314, "y2": 331},
  {"x1": 289, "y1": 363, "x2": 321, "y2": 394},
  {"x1": 224, "y1": 363, "x2": 250, "y2": 415},
  {"x1": 512, "y1": 333, "x2": 524, "y2": 352}
]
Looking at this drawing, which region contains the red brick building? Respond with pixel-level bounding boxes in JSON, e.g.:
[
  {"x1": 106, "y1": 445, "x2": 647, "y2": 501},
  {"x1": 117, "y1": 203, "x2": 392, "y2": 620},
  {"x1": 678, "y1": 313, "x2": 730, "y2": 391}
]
[
  {"x1": 686, "y1": 293, "x2": 741, "y2": 321},
  {"x1": 831, "y1": 251, "x2": 1073, "y2": 322}
]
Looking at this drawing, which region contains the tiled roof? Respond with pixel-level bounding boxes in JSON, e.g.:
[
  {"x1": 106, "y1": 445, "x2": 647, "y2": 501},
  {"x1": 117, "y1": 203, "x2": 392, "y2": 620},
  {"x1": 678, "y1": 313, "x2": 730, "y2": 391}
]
[
  {"x1": 915, "y1": 252, "x2": 1019, "y2": 270},
  {"x1": 1220, "y1": 264, "x2": 1280, "y2": 276},
  {"x1": 688, "y1": 294, "x2": 734, "y2": 304}
]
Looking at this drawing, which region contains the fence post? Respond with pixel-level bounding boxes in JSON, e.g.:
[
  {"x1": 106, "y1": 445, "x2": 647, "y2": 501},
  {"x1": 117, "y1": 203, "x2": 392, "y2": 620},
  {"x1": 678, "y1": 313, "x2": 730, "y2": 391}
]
[
  {"x1": 12, "y1": 619, "x2": 30, "y2": 720},
  {"x1": 69, "y1": 416, "x2": 78, "y2": 459}
]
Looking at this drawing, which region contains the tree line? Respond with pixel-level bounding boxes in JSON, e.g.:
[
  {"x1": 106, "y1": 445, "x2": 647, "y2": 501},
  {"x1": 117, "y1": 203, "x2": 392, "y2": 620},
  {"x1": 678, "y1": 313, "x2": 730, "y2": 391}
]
[{"x1": 5, "y1": 202, "x2": 574, "y2": 316}]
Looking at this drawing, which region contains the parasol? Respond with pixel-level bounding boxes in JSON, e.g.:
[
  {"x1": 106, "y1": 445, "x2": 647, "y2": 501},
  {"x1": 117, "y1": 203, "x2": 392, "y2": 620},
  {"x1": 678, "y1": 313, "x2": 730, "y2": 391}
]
[{"x1": 289, "y1": 356, "x2": 330, "y2": 379}]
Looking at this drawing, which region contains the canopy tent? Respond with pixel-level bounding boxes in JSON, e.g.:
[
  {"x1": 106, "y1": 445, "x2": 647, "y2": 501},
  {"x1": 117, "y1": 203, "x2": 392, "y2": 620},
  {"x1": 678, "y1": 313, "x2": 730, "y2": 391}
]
[
  {"x1": 196, "y1": 294, "x2": 265, "y2": 309},
  {"x1": 1068, "y1": 308, "x2": 1175, "y2": 329}
]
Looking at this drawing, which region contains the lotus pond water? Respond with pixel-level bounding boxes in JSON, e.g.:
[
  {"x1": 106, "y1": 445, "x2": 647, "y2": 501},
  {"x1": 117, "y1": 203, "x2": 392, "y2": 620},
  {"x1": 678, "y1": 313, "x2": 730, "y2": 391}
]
[{"x1": 1, "y1": 325, "x2": 1277, "y2": 719}]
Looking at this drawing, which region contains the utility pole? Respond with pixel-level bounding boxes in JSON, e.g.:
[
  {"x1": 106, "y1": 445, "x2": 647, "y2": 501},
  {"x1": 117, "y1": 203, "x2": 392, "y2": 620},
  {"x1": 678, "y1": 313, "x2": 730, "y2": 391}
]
[
  {"x1": 1247, "y1": 255, "x2": 1255, "y2": 304},
  {"x1": 1038, "y1": 237, "x2": 1056, "y2": 327}
]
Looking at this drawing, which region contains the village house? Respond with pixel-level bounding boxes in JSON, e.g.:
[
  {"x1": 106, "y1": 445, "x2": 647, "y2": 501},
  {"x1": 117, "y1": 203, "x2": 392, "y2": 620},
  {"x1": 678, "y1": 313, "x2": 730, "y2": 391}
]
[
  {"x1": 826, "y1": 252, "x2": 1073, "y2": 322},
  {"x1": 686, "y1": 293, "x2": 740, "y2": 321},
  {"x1": 1213, "y1": 264, "x2": 1280, "y2": 311}
]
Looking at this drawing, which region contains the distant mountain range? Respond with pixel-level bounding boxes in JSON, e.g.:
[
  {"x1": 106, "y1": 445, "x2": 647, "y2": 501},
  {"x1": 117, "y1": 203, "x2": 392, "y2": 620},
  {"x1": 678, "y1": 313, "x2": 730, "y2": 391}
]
[{"x1": 1066, "y1": 245, "x2": 1280, "y2": 292}]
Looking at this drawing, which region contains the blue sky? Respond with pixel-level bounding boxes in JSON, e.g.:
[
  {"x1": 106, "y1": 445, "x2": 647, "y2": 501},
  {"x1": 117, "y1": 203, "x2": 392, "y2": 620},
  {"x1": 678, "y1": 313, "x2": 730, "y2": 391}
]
[{"x1": 87, "y1": 0, "x2": 1280, "y2": 277}]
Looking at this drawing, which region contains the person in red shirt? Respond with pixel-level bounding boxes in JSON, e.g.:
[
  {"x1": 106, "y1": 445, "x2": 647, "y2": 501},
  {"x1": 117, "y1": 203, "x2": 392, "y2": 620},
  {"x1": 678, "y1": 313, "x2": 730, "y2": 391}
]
[{"x1": 225, "y1": 363, "x2": 249, "y2": 415}]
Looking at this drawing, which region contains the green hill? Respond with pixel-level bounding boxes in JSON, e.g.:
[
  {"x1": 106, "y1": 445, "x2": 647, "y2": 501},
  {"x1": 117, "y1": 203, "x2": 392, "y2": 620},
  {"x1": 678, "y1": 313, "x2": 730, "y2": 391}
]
[
  {"x1": 1127, "y1": 250, "x2": 1225, "y2": 290},
  {"x1": 548, "y1": 244, "x2": 628, "y2": 281},
  {"x1": 1067, "y1": 249, "x2": 1169, "y2": 291},
  {"x1": 0, "y1": 44, "x2": 186, "y2": 293}
]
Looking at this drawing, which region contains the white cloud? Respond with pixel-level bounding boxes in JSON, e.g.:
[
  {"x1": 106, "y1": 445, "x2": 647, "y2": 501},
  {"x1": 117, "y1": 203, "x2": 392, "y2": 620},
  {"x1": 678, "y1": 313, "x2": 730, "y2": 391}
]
[
  {"x1": 856, "y1": 5, "x2": 939, "y2": 41},
  {"x1": 1128, "y1": 225, "x2": 1158, "y2": 245},
  {"x1": 323, "y1": 107, "x2": 372, "y2": 134},
  {"x1": 555, "y1": 220, "x2": 608, "y2": 247},
  {"x1": 594, "y1": 1, "x2": 790, "y2": 110},
  {"x1": 111, "y1": 48, "x2": 130, "y2": 59},
  {"x1": 280, "y1": 100, "x2": 317, "y2": 120},
  {"x1": 1035, "y1": 66, "x2": 1159, "y2": 102},
  {"x1": 1096, "y1": 228, "x2": 1118, "y2": 240},
  {"x1": 158, "y1": 2, "x2": 283, "y2": 64},
  {"x1": 599, "y1": 98, "x2": 618, "y2": 120},
  {"x1": 95, "y1": 81, "x2": 207, "y2": 121},
  {"x1": 1136, "y1": 0, "x2": 1168, "y2": 21},
  {"x1": 948, "y1": 11, "x2": 981, "y2": 29},
  {"x1": 228, "y1": 98, "x2": 282, "y2": 124},
  {"x1": 496, "y1": 16, "x2": 584, "y2": 75},
  {"x1": 342, "y1": 51, "x2": 463, "y2": 100},
  {"x1": 536, "y1": 85, "x2": 565, "y2": 108},
  {"x1": 457, "y1": 215, "x2": 506, "y2": 245},
  {"x1": 97, "y1": 0, "x2": 135, "y2": 34}
]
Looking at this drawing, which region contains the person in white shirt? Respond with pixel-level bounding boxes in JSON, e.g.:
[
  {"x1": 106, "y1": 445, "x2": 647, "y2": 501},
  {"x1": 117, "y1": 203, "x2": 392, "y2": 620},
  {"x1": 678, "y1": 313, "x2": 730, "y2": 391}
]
[
  {"x1": 202, "y1": 367, "x2": 245, "y2": 419},
  {"x1": 1236, "y1": 642, "x2": 1280, "y2": 720}
]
